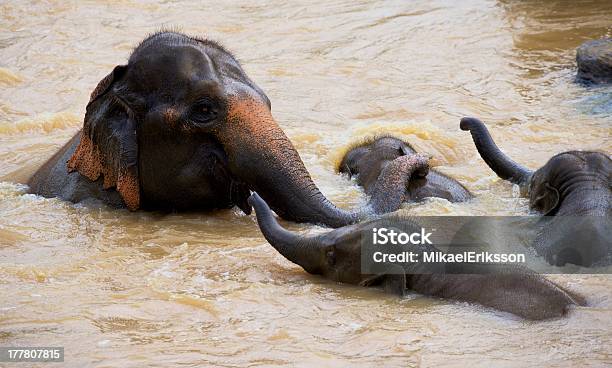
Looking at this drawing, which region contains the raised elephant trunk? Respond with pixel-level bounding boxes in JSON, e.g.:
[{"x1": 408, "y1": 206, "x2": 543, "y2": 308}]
[
  {"x1": 460, "y1": 117, "x2": 533, "y2": 186},
  {"x1": 248, "y1": 192, "x2": 323, "y2": 273}
]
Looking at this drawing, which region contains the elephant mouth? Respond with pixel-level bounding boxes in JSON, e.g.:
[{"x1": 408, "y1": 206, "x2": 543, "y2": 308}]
[
  {"x1": 229, "y1": 178, "x2": 253, "y2": 215},
  {"x1": 205, "y1": 137, "x2": 253, "y2": 215}
]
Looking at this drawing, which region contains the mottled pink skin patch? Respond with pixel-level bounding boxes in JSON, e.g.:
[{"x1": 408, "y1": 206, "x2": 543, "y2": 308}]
[
  {"x1": 67, "y1": 132, "x2": 140, "y2": 211},
  {"x1": 163, "y1": 107, "x2": 180, "y2": 128}
]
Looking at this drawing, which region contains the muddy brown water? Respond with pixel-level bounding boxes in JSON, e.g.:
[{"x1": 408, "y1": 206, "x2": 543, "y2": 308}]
[{"x1": 1, "y1": 1, "x2": 611, "y2": 367}]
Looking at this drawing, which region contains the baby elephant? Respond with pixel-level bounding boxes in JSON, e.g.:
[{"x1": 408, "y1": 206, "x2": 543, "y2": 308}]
[
  {"x1": 248, "y1": 192, "x2": 584, "y2": 320},
  {"x1": 461, "y1": 117, "x2": 611, "y2": 267},
  {"x1": 339, "y1": 136, "x2": 472, "y2": 212}
]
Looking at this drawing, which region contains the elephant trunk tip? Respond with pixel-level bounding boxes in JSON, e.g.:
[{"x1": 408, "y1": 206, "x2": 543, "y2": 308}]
[
  {"x1": 460, "y1": 117, "x2": 483, "y2": 131},
  {"x1": 247, "y1": 192, "x2": 266, "y2": 214}
]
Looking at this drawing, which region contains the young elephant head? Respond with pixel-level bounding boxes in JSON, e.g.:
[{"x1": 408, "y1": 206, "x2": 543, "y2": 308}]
[
  {"x1": 460, "y1": 117, "x2": 611, "y2": 266},
  {"x1": 66, "y1": 31, "x2": 370, "y2": 227},
  {"x1": 339, "y1": 136, "x2": 421, "y2": 191},
  {"x1": 339, "y1": 136, "x2": 471, "y2": 203},
  {"x1": 248, "y1": 192, "x2": 365, "y2": 283},
  {"x1": 460, "y1": 117, "x2": 611, "y2": 215}
]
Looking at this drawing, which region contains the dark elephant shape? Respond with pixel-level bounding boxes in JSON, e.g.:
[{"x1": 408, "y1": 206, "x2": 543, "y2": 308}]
[
  {"x1": 28, "y1": 32, "x2": 409, "y2": 227},
  {"x1": 338, "y1": 136, "x2": 472, "y2": 211},
  {"x1": 460, "y1": 117, "x2": 611, "y2": 267},
  {"x1": 248, "y1": 192, "x2": 585, "y2": 320}
]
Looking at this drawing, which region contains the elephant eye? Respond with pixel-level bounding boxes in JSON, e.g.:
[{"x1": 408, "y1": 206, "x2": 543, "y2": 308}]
[{"x1": 191, "y1": 100, "x2": 218, "y2": 124}]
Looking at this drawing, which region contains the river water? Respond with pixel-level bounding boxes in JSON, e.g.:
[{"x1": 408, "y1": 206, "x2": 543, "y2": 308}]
[{"x1": 1, "y1": 1, "x2": 611, "y2": 367}]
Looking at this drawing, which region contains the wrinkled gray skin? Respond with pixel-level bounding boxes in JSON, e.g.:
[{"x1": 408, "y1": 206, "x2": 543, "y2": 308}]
[
  {"x1": 27, "y1": 31, "x2": 419, "y2": 227},
  {"x1": 460, "y1": 117, "x2": 612, "y2": 267},
  {"x1": 339, "y1": 136, "x2": 472, "y2": 207},
  {"x1": 248, "y1": 192, "x2": 585, "y2": 320}
]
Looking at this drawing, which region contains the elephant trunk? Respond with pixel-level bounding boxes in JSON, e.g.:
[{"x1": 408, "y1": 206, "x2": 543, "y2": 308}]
[
  {"x1": 220, "y1": 96, "x2": 359, "y2": 228},
  {"x1": 460, "y1": 117, "x2": 533, "y2": 186},
  {"x1": 248, "y1": 192, "x2": 324, "y2": 274}
]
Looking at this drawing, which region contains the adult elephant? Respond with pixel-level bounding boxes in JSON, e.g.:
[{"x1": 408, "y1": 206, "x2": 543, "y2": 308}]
[
  {"x1": 29, "y1": 31, "x2": 416, "y2": 227},
  {"x1": 460, "y1": 117, "x2": 611, "y2": 266}
]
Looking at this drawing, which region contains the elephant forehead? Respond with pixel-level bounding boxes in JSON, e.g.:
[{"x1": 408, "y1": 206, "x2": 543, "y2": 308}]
[
  {"x1": 543, "y1": 152, "x2": 589, "y2": 176},
  {"x1": 128, "y1": 46, "x2": 218, "y2": 88},
  {"x1": 126, "y1": 46, "x2": 268, "y2": 108},
  {"x1": 372, "y1": 136, "x2": 405, "y2": 149}
]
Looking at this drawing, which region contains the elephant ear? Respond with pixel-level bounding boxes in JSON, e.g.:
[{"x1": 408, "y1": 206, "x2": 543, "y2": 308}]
[
  {"x1": 531, "y1": 183, "x2": 560, "y2": 216},
  {"x1": 67, "y1": 65, "x2": 140, "y2": 210}
]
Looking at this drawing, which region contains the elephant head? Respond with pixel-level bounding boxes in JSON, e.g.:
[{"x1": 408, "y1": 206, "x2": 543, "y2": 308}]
[
  {"x1": 460, "y1": 117, "x2": 611, "y2": 266},
  {"x1": 459, "y1": 117, "x2": 611, "y2": 216},
  {"x1": 66, "y1": 31, "x2": 367, "y2": 227},
  {"x1": 527, "y1": 151, "x2": 611, "y2": 216},
  {"x1": 339, "y1": 135, "x2": 418, "y2": 189}
]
